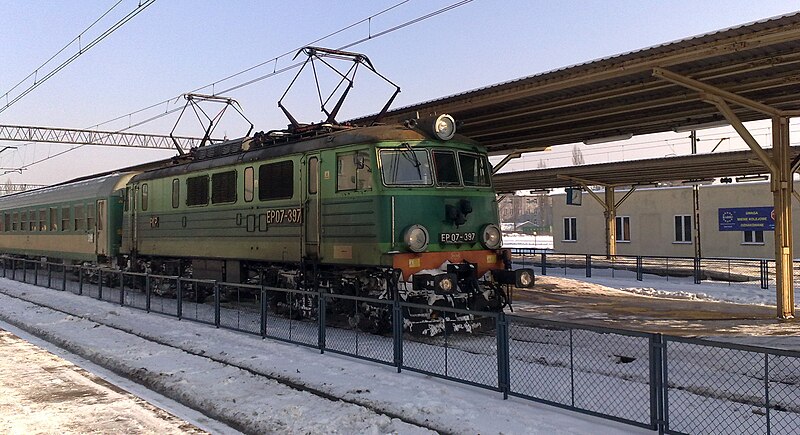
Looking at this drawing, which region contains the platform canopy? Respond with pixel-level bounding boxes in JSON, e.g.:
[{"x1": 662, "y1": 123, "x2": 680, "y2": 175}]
[
  {"x1": 350, "y1": 12, "x2": 800, "y2": 155},
  {"x1": 492, "y1": 147, "x2": 800, "y2": 193}
]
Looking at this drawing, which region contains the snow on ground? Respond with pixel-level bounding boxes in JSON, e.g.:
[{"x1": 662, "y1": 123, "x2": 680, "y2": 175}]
[{"x1": 0, "y1": 277, "x2": 643, "y2": 435}]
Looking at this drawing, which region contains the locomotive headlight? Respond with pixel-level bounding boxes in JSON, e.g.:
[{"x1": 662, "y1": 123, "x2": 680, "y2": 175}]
[
  {"x1": 433, "y1": 114, "x2": 456, "y2": 140},
  {"x1": 516, "y1": 269, "x2": 535, "y2": 288},
  {"x1": 480, "y1": 224, "x2": 502, "y2": 249},
  {"x1": 404, "y1": 224, "x2": 430, "y2": 253}
]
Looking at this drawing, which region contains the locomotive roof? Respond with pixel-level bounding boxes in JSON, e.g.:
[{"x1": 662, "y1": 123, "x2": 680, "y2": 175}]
[
  {"x1": 0, "y1": 172, "x2": 136, "y2": 209},
  {"x1": 131, "y1": 123, "x2": 482, "y2": 183}
]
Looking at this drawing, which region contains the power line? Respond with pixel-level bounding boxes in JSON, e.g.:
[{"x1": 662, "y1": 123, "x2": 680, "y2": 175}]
[
  {"x1": 0, "y1": 0, "x2": 156, "y2": 115},
  {"x1": 4, "y1": 0, "x2": 475, "y2": 173}
]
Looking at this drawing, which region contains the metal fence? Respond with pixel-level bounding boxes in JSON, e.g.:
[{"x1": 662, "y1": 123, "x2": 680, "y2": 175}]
[
  {"x1": 0, "y1": 256, "x2": 798, "y2": 434},
  {"x1": 511, "y1": 249, "x2": 782, "y2": 289}
]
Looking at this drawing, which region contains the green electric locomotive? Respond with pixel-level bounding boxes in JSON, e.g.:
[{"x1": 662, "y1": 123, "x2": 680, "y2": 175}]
[{"x1": 122, "y1": 115, "x2": 534, "y2": 333}]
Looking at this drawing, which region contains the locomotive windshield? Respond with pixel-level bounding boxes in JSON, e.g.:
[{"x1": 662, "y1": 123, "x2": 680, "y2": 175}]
[
  {"x1": 380, "y1": 148, "x2": 433, "y2": 185},
  {"x1": 379, "y1": 147, "x2": 492, "y2": 187}
]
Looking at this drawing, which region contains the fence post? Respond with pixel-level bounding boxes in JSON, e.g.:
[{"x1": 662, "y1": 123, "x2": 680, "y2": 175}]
[
  {"x1": 693, "y1": 257, "x2": 701, "y2": 284},
  {"x1": 393, "y1": 285, "x2": 403, "y2": 373},
  {"x1": 21, "y1": 260, "x2": 26, "y2": 283},
  {"x1": 33, "y1": 261, "x2": 38, "y2": 286},
  {"x1": 98, "y1": 269, "x2": 104, "y2": 299},
  {"x1": 261, "y1": 286, "x2": 268, "y2": 338},
  {"x1": 318, "y1": 291, "x2": 326, "y2": 353},
  {"x1": 637, "y1": 256, "x2": 643, "y2": 281},
  {"x1": 760, "y1": 260, "x2": 769, "y2": 290},
  {"x1": 496, "y1": 312, "x2": 510, "y2": 400},
  {"x1": 214, "y1": 282, "x2": 220, "y2": 328},
  {"x1": 585, "y1": 254, "x2": 592, "y2": 278},
  {"x1": 62, "y1": 264, "x2": 67, "y2": 291},
  {"x1": 765, "y1": 353, "x2": 770, "y2": 435},
  {"x1": 541, "y1": 252, "x2": 547, "y2": 276},
  {"x1": 145, "y1": 275, "x2": 151, "y2": 313},
  {"x1": 650, "y1": 333, "x2": 665, "y2": 433},
  {"x1": 176, "y1": 277, "x2": 183, "y2": 319},
  {"x1": 119, "y1": 271, "x2": 125, "y2": 306}
]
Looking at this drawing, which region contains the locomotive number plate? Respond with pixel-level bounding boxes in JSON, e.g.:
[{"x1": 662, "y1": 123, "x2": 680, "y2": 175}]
[
  {"x1": 439, "y1": 232, "x2": 476, "y2": 244},
  {"x1": 265, "y1": 207, "x2": 303, "y2": 225}
]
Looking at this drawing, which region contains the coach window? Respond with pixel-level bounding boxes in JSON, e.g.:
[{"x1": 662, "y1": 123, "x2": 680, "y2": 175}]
[
  {"x1": 563, "y1": 217, "x2": 577, "y2": 242},
  {"x1": 61, "y1": 207, "x2": 70, "y2": 231},
  {"x1": 20, "y1": 211, "x2": 27, "y2": 232},
  {"x1": 11, "y1": 212, "x2": 18, "y2": 231},
  {"x1": 141, "y1": 183, "x2": 149, "y2": 211},
  {"x1": 2, "y1": 213, "x2": 8, "y2": 232},
  {"x1": 743, "y1": 230, "x2": 765, "y2": 245},
  {"x1": 186, "y1": 175, "x2": 210, "y2": 206},
  {"x1": 39, "y1": 209, "x2": 46, "y2": 231},
  {"x1": 74, "y1": 205, "x2": 85, "y2": 231},
  {"x1": 615, "y1": 216, "x2": 630, "y2": 242},
  {"x1": 308, "y1": 158, "x2": 318, "y2": 194},
  {"x1": 172, "y1": 179, "x2": 180, "y2": 208},
  {"x1": 211, "y1": 171, "x2": 237, "y2": 204},
  {"x1": 337, "y1": 151, "x2": 372, "y2": 192},
  {"x1": 87, "y1": 203, "x2": 95, "y2": 230},
  {"x1": 244, "y1": 167, "x2": 254, "y2": 202},
  {"x1": 259, "y1": 161, "x2": 293, "y2": 200},
  {"x1": 432, "y1": 150, "x2": 460, "y2": 186},
  {"x1": 49, "y1": 208, "x2": 57, "y2": 231}
]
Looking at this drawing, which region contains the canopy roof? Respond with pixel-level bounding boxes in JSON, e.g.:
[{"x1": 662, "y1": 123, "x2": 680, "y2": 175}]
[{"x1": 351, "y1": 12, "x2": 800, "y2": 155}]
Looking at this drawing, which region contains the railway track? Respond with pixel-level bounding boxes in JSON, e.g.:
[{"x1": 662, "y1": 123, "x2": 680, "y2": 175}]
[{"x1": 0, "y1": 285, "x2": 440, "y2": 434}]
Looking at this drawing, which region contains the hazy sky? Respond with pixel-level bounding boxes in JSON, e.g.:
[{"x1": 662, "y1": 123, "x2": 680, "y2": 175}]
[{"x1": 1, "y1": 1, "x2": 798, "y2": 184}]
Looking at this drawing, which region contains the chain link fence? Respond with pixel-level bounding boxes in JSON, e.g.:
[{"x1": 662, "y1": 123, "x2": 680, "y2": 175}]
[{"x1": 0, "y1": 256, "x2": 798, "y2": 434}]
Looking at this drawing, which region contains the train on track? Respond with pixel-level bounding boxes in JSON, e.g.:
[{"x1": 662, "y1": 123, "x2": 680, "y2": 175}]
[{"x1": 0, "y1": 48, "x2": 534, "y2": 334}]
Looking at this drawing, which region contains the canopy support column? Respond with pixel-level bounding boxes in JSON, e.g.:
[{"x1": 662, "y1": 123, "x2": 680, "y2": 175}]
[{"x1": 773, "y1": 116, "x2": 795, "y2": 319}]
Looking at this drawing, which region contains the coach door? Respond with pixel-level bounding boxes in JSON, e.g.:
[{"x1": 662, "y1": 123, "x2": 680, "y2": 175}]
[
  {"x1": 96, "y1": 199, "x2": 107, "y2": 256},
  {"x1": 303, "y1": 155, "x2": 321, "y2": 259}
]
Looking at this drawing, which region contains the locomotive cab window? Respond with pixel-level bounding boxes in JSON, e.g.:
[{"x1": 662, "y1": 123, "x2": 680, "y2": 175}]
[
  {"x1": 307, "y1": 158, "x2": 318, "y2": 194},
  {"x1": 187, "y1": 175, "x2": 210, "y2": 206},
  {"x1": 212, "y1": 171, "x2": 237, "y2": 204},
  {"x1": 432, "y1": 150, "x2": 460, "y2": 186},
  {"x1": 379, "y1": 148, "x2": 432, "y2": 186},
  {"x1": 337, "y1": 151, "x2": 372, "y2": 192},
  {"x1": 259, "y1": 161, "x2": 293, "y2": 200},
  {"x1": 458, "y1": 153, "x2": 491, "y2": 187}
]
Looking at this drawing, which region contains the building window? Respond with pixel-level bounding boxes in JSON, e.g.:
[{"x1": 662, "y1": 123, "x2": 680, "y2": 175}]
[
  {"x1": 743, "y1": 230, "x2": 765, "y2": 244},
  {"x1": 564, "y1": 217, "x2": 577, "y2": 242},
  {"x1": 674, "y1": 215, "x2": 691, "y2": 243},
  {"x1": 187, "y1": 175, "x2": 210, "y2": 206},
  {"x1": 211, "y1": 171, "x2": 237, "y2": 204},
  {"x1": 260, "y1": 161, "x2": 294, "y2": 200},
  {"x1": 615, "y1": 216, "x2": 630, "y2": 242}
]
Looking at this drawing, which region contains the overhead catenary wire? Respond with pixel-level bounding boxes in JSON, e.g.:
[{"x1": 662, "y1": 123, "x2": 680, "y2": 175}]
[
  {"x1": 2, "y1": 0, "x2": 476, "y2": 174},
  {"x1": 0, "y1": 0, "x2": 157, "y2": 116}
]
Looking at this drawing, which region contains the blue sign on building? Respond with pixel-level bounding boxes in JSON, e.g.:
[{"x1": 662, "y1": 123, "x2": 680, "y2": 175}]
[{"x1": 718, "y1": 207, "x2": 775, "y2": 231}]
